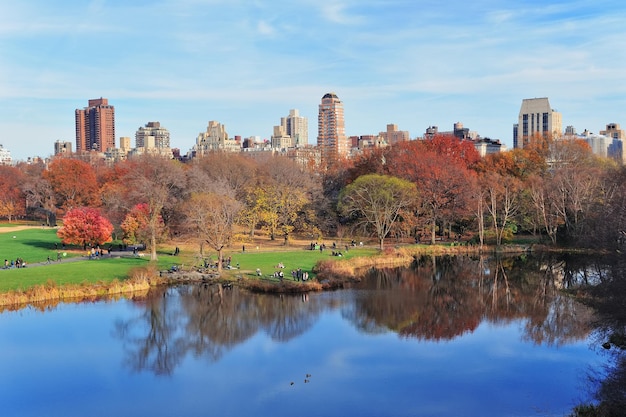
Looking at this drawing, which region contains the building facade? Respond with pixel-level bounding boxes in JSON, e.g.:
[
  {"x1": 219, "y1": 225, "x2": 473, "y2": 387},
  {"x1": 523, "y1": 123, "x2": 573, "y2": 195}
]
[
  {"x1": 54, "y1": 140, "x2": 72, "y2": 155},
  {"x1": 0, "y1": 144, "x2": 12, "y2": 165},
  {"x1": 282, "y1": 109, "x2": 308, "y2": 147},
  {"x1": 135, "y1": 121, "x2": 170, "y2": 149},
  {"x1": 516, "y1": 98, "x2": 562, "y2": 148},
  {"x1": 75, "y1": 98, "x2": 115, "y2": 152},
  {"x1": 193, "y1": 121, "x2": 240, "y2": 155},
  {"x1": 317, "y1": 92, "x2": 349, "y2": 166},
  {"x1": 380, "y1": 124, "x2": 409, "y2": 145},
  {"x1": 600, "y1": 123, "x2": 626, "y2": 140},
  {"x1": 270, "y1": 125, "x2": 293, "y2": 149}
]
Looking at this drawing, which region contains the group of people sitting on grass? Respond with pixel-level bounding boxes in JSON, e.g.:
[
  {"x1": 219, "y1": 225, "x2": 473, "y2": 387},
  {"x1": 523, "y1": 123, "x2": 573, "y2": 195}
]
[
  {"x1": 4, "y1": 258, "x2": 26, "y2": 268},
  {"x1": 255, "y1": 265, "x2": 309, "y2": 281}
]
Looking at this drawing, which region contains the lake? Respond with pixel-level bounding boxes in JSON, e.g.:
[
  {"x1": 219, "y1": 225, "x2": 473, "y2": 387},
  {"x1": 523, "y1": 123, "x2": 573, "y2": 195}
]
[{"x1": 0, "y1": 254, "x2": 608, "y2": 417}]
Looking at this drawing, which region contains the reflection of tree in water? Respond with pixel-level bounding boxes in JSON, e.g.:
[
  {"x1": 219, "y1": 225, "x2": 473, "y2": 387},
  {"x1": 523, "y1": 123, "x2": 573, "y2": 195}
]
[
  {"x1": 114, "y1": 287, "x2": 188, "y2": 376},
  {"x1": 114, "y1": 284, "x2": 330, "y2": 375},
  {"x1": 575, "y1": 255, "x2": 626, "y2": 415},
  {"x1": 349, "y1": 254, "x2": 593, "y2": 344}
]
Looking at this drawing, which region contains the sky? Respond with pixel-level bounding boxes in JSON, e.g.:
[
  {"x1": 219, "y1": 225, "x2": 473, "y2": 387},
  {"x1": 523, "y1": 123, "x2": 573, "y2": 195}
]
[{"x1": 2, "y1": 0, "x2": 626, "y2": 161}]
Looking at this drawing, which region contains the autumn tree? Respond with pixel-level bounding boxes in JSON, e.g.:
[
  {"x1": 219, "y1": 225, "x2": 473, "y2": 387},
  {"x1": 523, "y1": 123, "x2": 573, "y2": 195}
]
[
  {"x1": 187, "y1": 153, "x2": 256, "y2": 199},
  {"x1": 122, "y1": 155, "x2": 185, "y2": 261},
  {"x1": 19, "y1": 161, "x2": 57, "y2": 226},
  {"x1": 183, "y1": 191, "x2": 242, "y2": 272},
  {"x1": 387, "y1": 140, "x2": 475, "y2": 243},
  {"x1": 120, "y1": 203, "x2": 163, "y2": 245},
  {"x1": 43, "y1": 157, "x2": 99, "y2": 211},
  {"x1": 57, "y1": 207, "x2": 113, "y2": 246},
  {"x1": 338, "y1": 174, "x2": 417, "y2": 250},
  {"x1": 246, "y1": 157, "x2": 317, "y2": 243},
  {"x1": 0, "y1": 165, "x2": 26, "y2": 222}
]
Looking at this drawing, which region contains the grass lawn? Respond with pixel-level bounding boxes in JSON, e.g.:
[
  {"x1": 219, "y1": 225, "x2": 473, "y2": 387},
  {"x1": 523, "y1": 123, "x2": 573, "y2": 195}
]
[
  {"x1": 0, "y1": 257, "x2": 159, "y2": 292},
  {"x1": 0, "y1": 227, "x2": 178, "y2": 292},
  {"x1": 0, "y1": 226, "x2": 381, "y2": 292},
  {"x1": 216, "y1": 245, "x2": 379, "y2": 281}
]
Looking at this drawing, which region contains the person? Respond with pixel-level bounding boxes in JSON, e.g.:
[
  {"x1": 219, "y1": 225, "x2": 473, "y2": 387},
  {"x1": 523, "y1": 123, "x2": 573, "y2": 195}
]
[{"x1": 46, "y1": 256, "x2": 52, "y2": 264}]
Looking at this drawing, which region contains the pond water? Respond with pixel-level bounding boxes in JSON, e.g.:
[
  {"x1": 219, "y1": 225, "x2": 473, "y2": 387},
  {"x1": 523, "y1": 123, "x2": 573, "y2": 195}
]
[{"x1": 0, "y1": 254, "x2": 609, "y2": 417}]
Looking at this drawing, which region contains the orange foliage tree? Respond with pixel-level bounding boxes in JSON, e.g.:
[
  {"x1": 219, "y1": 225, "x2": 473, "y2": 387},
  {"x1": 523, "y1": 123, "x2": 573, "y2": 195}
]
[
  {"x1": 120, "y1": 203, "x2": 161, "y2": 245},
  {"x1": 43, "y1": 157, "x2": 99, "y2": 211},
  {"x1": 57, "y1": 207, "x2": 113, "y2": 247},
  {"x1": 386, "y1": 140, "x2": 475, "y2": 243},
  {"x1": 0, "y1": 165, "x2": 26, "y2": 222}
]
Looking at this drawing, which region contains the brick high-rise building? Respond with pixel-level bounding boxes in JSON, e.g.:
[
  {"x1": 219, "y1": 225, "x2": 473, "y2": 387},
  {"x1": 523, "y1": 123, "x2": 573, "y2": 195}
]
[
  {"x1": 75, "y1": 98, "x2": 115, "y2": 152},
  {"x1": 317, "y1": 92, "x2": 348, "y2": 166}
]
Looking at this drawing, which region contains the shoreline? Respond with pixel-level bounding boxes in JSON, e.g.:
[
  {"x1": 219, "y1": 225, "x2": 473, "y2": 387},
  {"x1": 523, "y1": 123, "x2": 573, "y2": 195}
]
[{"x1": 0, "y1": 242, "x2": 602, "y2": 310}]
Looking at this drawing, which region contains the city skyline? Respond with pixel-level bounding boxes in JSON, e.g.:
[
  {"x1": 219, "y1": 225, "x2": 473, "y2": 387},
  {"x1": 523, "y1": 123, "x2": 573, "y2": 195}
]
[{"x1": 2, "y1": 1, "x2": 626, "y2": 161}]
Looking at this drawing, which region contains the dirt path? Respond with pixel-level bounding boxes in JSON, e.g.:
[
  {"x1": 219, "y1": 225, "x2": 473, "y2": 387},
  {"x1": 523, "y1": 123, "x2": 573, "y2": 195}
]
[{"x1": 0, "y1": 225, "x2": 43, "y2": 234}]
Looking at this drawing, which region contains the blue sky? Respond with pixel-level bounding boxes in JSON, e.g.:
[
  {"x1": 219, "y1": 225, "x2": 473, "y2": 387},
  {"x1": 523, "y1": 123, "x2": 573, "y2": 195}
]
[{"x1": 2, "y1": 0, "x2": 626, "y2": 161}]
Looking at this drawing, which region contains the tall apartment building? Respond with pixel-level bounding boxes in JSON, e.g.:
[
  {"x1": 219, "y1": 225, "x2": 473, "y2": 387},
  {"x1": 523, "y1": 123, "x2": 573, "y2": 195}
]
[
  {"x1": 317, "y1": 92, "x2": 348, "y2": 165},
  {"x1": 282, "y1": 109, "x2": 308, "y2": 147},
  {"x1": 135, "y1": 121, "x2": 171, "y2": 149},
  {"x1": 271, "y1": 125, "x2": 292, "y2": 149},
  {"x1": 515, "y1": 98, "x2": 562, "y2": 148},
  {"x1": 75, "y1": 98, "x2": 115, "y2": 152}
]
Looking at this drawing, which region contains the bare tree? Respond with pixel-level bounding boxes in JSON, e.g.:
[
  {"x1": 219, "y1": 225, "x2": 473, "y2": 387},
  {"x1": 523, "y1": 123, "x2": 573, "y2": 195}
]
[{"x1": 183, "y1": 190, "x2": 242, "y2": 273}]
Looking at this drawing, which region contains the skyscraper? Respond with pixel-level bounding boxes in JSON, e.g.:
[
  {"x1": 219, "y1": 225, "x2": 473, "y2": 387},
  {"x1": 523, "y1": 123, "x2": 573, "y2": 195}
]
[
  {"x1": 317, "y1": 92, "x2": 348, "y2": 165},
  {"x1": 516, "y1": 98, "x2": 562, "y2": 148},
  {"x1": 282, "y1": 109, "x2": 308, "y2": 147},
  {"x1": 75, "y1": 98, "x2": 115, "y2": 152}
]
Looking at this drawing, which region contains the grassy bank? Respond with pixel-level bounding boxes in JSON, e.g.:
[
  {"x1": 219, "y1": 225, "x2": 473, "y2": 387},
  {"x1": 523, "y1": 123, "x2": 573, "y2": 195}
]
[{"x1": 0, "y1": 226, "x2": 536, "y2": 306}]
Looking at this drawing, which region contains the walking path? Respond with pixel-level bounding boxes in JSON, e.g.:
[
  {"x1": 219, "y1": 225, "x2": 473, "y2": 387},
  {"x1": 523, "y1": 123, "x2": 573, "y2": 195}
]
[{"x1": 21, "y1": 250, "x2": 144, "y2": 268}]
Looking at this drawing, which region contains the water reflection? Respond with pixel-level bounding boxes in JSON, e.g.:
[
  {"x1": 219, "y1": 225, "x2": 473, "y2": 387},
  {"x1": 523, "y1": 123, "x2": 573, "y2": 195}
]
[
  {"x1": 113, "y1": 285, "x2": 335, "y2": 375},
  {"x1": 114, "y1": 253, "x2": 597, "y2": 377},
  {"x1": 578, "y1": 255, "x2": 626, "y2": 414},
  {"x1": 349, "y1": 254, "x2": 593, "y2": 345}
]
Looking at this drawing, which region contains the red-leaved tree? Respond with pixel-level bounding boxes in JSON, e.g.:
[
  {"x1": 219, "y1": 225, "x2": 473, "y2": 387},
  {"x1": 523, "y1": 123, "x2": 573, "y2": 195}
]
[{"x1": 57, "y1": 207, "x2": 114, "y2": 246}]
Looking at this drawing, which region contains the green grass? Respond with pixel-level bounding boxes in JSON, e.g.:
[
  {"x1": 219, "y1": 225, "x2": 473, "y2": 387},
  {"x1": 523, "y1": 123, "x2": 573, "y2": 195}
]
[
  {"x1": 0, "y1": 257, "x2": 159, "y2": 292},
  {"x1": 0, "y1": 226, "x2": 380, "y2": 292},
  {"x1": 0, "y1": 227, "x2": 73, "y2": 264},
  {"x1": 215, "y1": 246, "x2": 379, "y2": 280},
  {"x1": 0, "y1": 227, "x2": 178, "y2": 292}
]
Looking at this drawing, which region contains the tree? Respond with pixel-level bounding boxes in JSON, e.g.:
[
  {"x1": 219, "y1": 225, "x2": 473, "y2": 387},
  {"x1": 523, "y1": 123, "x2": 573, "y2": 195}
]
[
  {"x1": 0, "y1": 165, "x2": 26, "y2": 222},
  {"x1": 120, "y1": 203, "x2": 163, "y2": 245},
  {"x1": 57, "y1": 207, "x2": 113, "y2": 247},
  {"x1": 482, "y1": 172, "x2": 522, "y2": 246},
  {"x1": 338, "y1": 174, "x2": 417, "y2": 250},
  {"x1": 387, "y1": 142, "x2": 474, "y2": 244},
  {"x1": 43, "y1": 157, "x2": 99, "y2": 211},
  {"x1": 122, "y1": 155, "x2": 185, "y2": 261},
  {"x1": 183, "y1": 192, "x2": 242, "y2": 273}
]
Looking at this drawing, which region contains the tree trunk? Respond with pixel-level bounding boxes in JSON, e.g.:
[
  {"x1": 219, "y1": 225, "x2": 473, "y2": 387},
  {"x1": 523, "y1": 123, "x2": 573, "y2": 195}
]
[
  {"x1": 430, "y1": 222, "x2": 436, "y2": 245},
  {"x1": 217, "y1": 247, "x2": 223, "y2": 273},
  {"x1": 151, "y1": 233, "x2": 157, "y2": 261}
]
